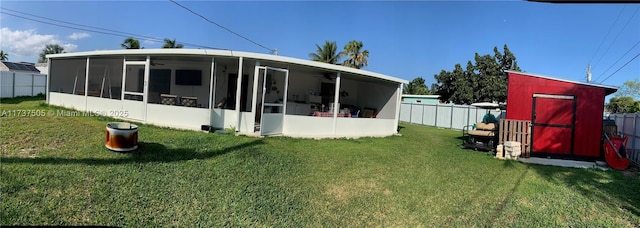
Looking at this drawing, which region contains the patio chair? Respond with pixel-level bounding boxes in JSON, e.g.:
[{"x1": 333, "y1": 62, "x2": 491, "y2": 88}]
[
  {"x1": 181, "y1": 96, "x2": 198, "y2": 107},
  {"x1": 161, "y1": 94, "x2": 177, "y2": 105}
]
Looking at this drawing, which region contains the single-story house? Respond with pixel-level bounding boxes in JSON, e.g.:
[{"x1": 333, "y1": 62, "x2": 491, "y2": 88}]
[
  {"x1": 1, "y1": 61, "x2": 41, "y2": 73},
  {"x1": 35, "y1": 63, "x2": 48, "y2": 75},
  {"x1": 505, "y1": 70, "x2": 617, "y2": 160},
  {"x1": 46, "y1": 49, "x2": 408, "y2": 138},
  {"x1": 401, "y1": 94, "x2": 440, "y2": 104}
]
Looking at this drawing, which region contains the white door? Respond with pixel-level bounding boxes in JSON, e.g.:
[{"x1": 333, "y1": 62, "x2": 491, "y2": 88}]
[
  {"x1": 258, "y1": 66, "x2": 289, "y2": 136},
  {"x1": 122, "y1": 60, "x2": 148, "y2": 121}
]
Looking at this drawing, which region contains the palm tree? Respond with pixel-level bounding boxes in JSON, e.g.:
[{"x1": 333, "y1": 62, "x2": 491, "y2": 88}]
[
  {"x1": 162, "y1": 38, "x2": 184, "y2": 48},
  {"x1": 342, "y1": 40, "x2": 369, "y2": 69},
  {"x1": 308, "y1": 41, "x2": 342, "y2": 64},
  {"x1": 38, "y1": 44, "x2": 65, "y2": 63},
  {"x1": 403, "y1": 77, "x2": 431, "y2": 95},
  {"x1": 0, "y1": 50, "x2": 8, "y2": 61},
  {"x1": 121, "y1": 37, "x2": 141, "y2": 49}
]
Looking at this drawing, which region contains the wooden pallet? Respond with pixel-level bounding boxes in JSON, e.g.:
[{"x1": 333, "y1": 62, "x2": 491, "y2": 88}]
[{"x1": 498, "y1": 119, "x2": 532, "y2": 157}]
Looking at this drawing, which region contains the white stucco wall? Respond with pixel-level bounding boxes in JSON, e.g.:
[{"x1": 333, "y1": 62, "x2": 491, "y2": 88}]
[{"x1": 146, "y1": 104, "x2": 210, "y2": 131}]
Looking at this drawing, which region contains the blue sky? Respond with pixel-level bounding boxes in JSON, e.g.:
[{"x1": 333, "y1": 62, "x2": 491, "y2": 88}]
[{"x1": 1, "y1": 1, "x2": 638, "y2": 93}]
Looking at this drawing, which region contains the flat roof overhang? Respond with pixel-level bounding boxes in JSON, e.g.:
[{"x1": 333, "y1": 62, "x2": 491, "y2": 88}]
[{"x1": 47, "y1": 49, "x2": 409, "y2": 85}]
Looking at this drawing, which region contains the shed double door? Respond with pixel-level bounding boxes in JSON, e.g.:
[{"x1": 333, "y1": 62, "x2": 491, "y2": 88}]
[{"x1": 531, "y1": 94, "x2": 576, "y2": 156}]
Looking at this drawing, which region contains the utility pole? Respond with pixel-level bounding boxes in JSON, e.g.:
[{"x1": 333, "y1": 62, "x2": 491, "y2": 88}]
[{"x1": 586, "y1": 64, "x2": 592, "y2": 83}]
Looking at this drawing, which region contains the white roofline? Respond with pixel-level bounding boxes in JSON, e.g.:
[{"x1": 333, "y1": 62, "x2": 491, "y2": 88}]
[
  {"x1": 47, "y1": 49, "x2": 409, "y2": 84},
  {"x1": 401, "y1": 94, "x2": 440, "y2": 98},
  {"x1": 505, "y1": 70, "x2": 618, "y2": 91}
]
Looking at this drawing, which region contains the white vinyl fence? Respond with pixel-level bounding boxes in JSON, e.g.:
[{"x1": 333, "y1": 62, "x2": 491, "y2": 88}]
[
  {"x1": 606, "y1": 113, "x2": 640, "y2": 165},
  {"x1": 399, "y1": 102, "x2": 505, "y2": 130},
  {"x1": 0, "y1": 71, "x2": 47, "y2": 98}
]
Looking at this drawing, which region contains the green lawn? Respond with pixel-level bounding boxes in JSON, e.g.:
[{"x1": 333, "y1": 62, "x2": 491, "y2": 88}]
[{"x1": 1, "y1": 96, "x2": 639, "y2": 227}]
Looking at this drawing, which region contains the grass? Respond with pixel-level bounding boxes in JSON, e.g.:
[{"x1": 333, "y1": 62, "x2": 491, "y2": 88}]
[{"x1": 1, "y1": 96, "x2": 639, "y2": 227}]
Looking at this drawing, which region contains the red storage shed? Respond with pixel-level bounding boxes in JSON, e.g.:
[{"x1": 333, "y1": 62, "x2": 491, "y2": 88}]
[{"x1": 505, "y1": 71, "x2": 617, "y2": 160}]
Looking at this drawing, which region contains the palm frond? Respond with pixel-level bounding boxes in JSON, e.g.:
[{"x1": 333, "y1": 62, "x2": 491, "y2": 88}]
[{"x1": 309, "y1": 41, "x2": 340, "y2": 64}]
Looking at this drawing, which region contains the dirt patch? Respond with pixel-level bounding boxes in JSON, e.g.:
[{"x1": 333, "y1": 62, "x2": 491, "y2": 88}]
[
  {"x1": 3, "y1": 142, "x2": 63, "y2": 158},
  {"x1": 621, "y1": 164, "x2": 639, "y2": 177},
  {"x1": 2, "y1": 147, "x2": 40, "y2": 158},
  {"x1": 326, "y1": 180, "x2": 391, "y2": 202}
]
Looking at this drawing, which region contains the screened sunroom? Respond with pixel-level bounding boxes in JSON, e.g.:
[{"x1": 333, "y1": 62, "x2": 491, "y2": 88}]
[{"x1": 47, "y1": 49, "x2": 407, "y2": 138}]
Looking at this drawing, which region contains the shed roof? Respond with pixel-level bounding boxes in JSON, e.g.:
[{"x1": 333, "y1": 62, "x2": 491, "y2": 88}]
[
  {"x1": 506, "y1": 70, "x2": 618, "y2": 96},
  {"x1": 47, "y1": 49, "x2": 408, "y2": 84}
]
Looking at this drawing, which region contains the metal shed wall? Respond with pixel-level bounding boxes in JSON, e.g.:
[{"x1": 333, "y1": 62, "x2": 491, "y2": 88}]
[{"x1": 506, "y1": 72, "x2": 607, "y2": 159}]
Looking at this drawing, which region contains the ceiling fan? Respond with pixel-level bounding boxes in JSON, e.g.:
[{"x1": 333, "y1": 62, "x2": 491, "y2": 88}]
[{"x1": 323, "y1": 73, "x2": 335, "y2": 81}]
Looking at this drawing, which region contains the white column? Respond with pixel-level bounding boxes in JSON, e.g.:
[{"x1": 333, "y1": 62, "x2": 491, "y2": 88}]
[
  {"x1": 120, "y1": 58, "x2": 126, "y2": 103},
  {"x1": 332, "y1": 72, "x2": 341, "y2": 135},
  {"x1": 251, "y1": 61, "x2": 261, "y2": 113},
  {"x1": 209, "y1": 57, "x2": 215, "y2": 109},
  {"x1": 235, "y1": 57, "x2": 244, "y2": 132},
  {"x1": 251, "y1": 61, "x2": 261, "y2": 133},
  {"x1": 46, "y1": 58, "x2": 51, "y2": 103},
  {"x1": 143, "y1": 55, "x2": 150, "y2": 121},
  {"x1": 394, "y1": 83, "x2": 402, "y2": 133},
  {"x1": 281, "y1": 67, "x2": 290, "y2": 135},
  {"x1": 84, "y1": 57, "x2": 90, "y2": 110}
]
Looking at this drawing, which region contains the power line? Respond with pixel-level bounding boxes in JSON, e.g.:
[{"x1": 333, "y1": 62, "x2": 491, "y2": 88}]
[
  {"x1": 0, "y1": 7, "x2": 224, "y2": 50},
  {"x1": 592, "y1": 6, "x2": 639, "y2": 70},
  {"x1": 593, "y1": 40, "x2": 640, "y2": 82},
  {"x1": 1, "y1": 7, "x2": 154, "y2": 42},
  {"x1": 1, "y1": 8, "x2": 218, "y2": 49},
  {"x1": 599, "y1": 52, "x2": 640, "y2": 84},
  {"x1": 2, "y1": 12, "x2": 140, "y2": 40},
  {"x1": 169, "y1": 0, "x2": 275, "y2": 54},
  {"x1": 589, "y1": 5, "x2": 626, "y2": 65}
]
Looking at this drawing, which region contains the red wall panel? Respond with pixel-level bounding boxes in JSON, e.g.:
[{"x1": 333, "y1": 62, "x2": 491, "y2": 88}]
[
  {"x1": 534, "y1": 98, "x2": 574, "y2": 125},
  {"x1": 506, "y1": 72, "x2": 606, "y2": 158},
  {"x1": 532, "y1": 126, "x2": 572, "y2": 154}
]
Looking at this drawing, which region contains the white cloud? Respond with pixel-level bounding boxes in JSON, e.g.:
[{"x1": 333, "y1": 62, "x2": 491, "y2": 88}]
[
  {"x1": 68, "y1": 32, "x2": 90, "y2": 40},
  {"x1": 143, "y1": 39, "x2": 159, "y2": 45},
  {"x1": 0, "y1": 27, "x2": 78, "y2": 61}
]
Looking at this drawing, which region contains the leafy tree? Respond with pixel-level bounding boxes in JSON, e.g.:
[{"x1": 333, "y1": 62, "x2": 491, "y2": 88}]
[
  {"x1": 121, "y1": 37, "x2": 142, "y2": 49},
  {"x1": 0, "y1": 50, "x2": 8, "y2": 61},
  {"x1": 606, "y1": 79, "x2": 640, "y2": 113},
  {"x1": 430, "y1": 83, "x2": 439, "y2": 94},
  {"x1": 38, "y1": 44, "x2": 65, "y2": 63},
  {"x1": 434, "y1": 44, "x2": 521, "y2": 104},
  {"x1": 494, "y1": 44, "x2": 520, "y2": 72},
  {"x1": 606, "y1": 96, "x2": 640, "y2": 113},
  {"x1": 309, "y1": 41, "x2": 342, "y2": 64},
  {"x1": 493, "y1": 44, "x2": 521, "y2": 101},
  {"x1": 473, "y1": 53, "x2": 502, "y2": 102},
  {"x1": 433, "y1": 70, "x2": 453, "y2": 102},
  {"x1": 404, "y1": 77, "x2": 431, "y2": 95},
  {"x1": 162, "y1": 38, "x2": 184, "y2": 48},
  {"x1": 342, "y1": 40, "x2": 369, "y2": 69},
  {"x1": 614, "y1": 79, "x2": 640, "y2": 100},
  {"x1": 451, "y1": 63, "x2": 474, "y2": 104}
]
